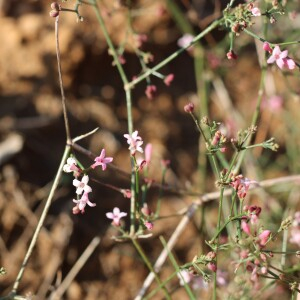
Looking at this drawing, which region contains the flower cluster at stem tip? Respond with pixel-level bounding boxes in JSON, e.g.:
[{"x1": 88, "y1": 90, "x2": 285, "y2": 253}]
[{"x1": 63, "y1": 149, "x2": 113, "y2": 214}]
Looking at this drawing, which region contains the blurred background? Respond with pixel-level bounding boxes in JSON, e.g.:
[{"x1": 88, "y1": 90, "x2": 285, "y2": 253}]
[{"x1": 0, "y1": 0, "x2": 300, "y2": 299}]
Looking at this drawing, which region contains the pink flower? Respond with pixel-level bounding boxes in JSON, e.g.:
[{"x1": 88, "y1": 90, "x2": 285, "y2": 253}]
[
  {"x1": 258, "y1": 230, "x2": 271, "y2": 247},
  {"x1": 267, "y1": 45, "x2": 296, "y2": 70},
  {"x1": 91, "y1": 149, "x2": 113, "y2": 171},
  {"x1": 145, "y1": 85, "x2": 157, "y2": 100},
  {"x1": 289, "y1": 212, "x2": 300, "y2": 246},
  {"x1": 262, "y1": 95, "x2": 283, "y2": 112},
  {"x1": 73, "y1": 192, "x2": 96, "y2": 213},
  {"x1": 207, "y1": 262, "x2": 217, "y2": 272},
  {"x1": 124, "y1": 130, "x2": 144, "y2": 155},
  {"x1": 177, "y1": 34, "x2": 194, "y2": 48},
  {"x1": 73, "y1": 175, "x2": 92, "y2": 195},
  {"x1": 227, "y1": 50, "x2": 238, "y2": 60},
  {"x1": 216, "y1": 270, "x2": 227, "y2": 286},
  {"x1": 141, "y1": 203, "x2": 152, "y2": 216},
  {"x1": 144, "y1": 221, "x2": 154, "y2": 230},
  {"x1": 251, "y1": 7, "x2": 261, "y2": 16},
  {"x1": 63, "y1": 157, "x2": 80, "y2": 176},
  {"x1": 230, "y1": 175, "x2": 257, "y2": 199},
  {"x1": 106, "y1": 207, "x2": 127, "y2": 226},
  {"x1": 293, "y1": 211, "x2": 300, "y2": 226},
  {"x1": 184, "y1": 102, "x2": 195, "y2": 113},
  {"x1": 177, "y1": 270, "x2": 193, "y2": 286},
  {"x1": 121, "y1": 189, "x2": 131, "y2": 198},
  {"x1": 164, "y1": 74, "x2": 174, "y2": 86},
  {"x1": 145, "y1": 143, "x2": 152, "y2": 166},
  {"x1": 134, "y1": 33, "x2": 148, "y2": 48},
  {"x1": 290, "y1": 228, "x2": 300, "y2": 246},
  {"x1": 241, "y1": 220, "x2": 251, "y2": 235}
]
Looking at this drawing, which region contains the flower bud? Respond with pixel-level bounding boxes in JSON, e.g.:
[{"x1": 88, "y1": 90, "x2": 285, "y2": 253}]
[
  {"x1": 144, "y1": 221, "x2": 154, "y2": 230},
  {"x1": 184, "y1": 102, "x2": 194, "y2": 113},
  {"x1": 263, "y1": 42, "x2": 273, "y2": 54},
  {"x1": 207, "y1": 262, "x2": 217, "y2": 272},
  {"x1": 49, "y1": 10, "x2": 59, "y2": 18},
  {"x1": 51, "y1": 2, "x2": 60, "y2": 11},
  {"x1": 164, "y1": 73, "x2": 174, "y2": 86},
  {"x1": 227, "y1": 50, "x2": 238, "y2": 60}
]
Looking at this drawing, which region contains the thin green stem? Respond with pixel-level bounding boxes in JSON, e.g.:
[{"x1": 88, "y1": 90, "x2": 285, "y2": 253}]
[
  {"x1": 131, "y1": 238, "x2": 171, "y2": 300},
  {"x1": 126, "y1": 18, "x2": 224, "y2": 90},
  {"x1": 10, "y1": 146, "x2": 71, "y2": 296},
  {"x1": 160, "y1": 236, "x2": 196, "y2": 300},
  {"x1": 90, "y1": 0, "x2": 137, "y2": 234},
  {"x1": 55, "y1": 17, "x2": 71, "y2": 143},
  {"x1": 235, "y1": 65, "x2": 267, "y2": 171},
  {"x1": 213, "y1": 187, "x2": 225, "y2": 300}
]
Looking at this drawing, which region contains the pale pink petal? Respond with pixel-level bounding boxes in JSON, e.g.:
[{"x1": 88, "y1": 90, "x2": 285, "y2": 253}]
[
  {"x1": 82, "y1": 175, "x2": 89, "y2": 184},
  {"x1": 73, "y1": 178, "x2": 80, "y2": 187},
  {"x1": 267, "y1": 56, "x2": 276, "y2": 64},
  {"x1": 279, "y1": 50, "x2": 288, "y2": 59},
  {"x1": 276, "y1": 58, "x2": 285, "y2": 69},
  {"x1": 286, "y1": 58, "x2": 296, "y2": 70},
  {"x1": 106, "y1": 212, "x2": 114, "y2": 219},
  {"x1": 113, "y1": 207, "x2": 121, "y2": 215}
]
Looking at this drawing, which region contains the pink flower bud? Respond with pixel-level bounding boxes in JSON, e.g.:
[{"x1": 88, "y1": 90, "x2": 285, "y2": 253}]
[
  {"x1": 145, "y1": 85, "x2": 157, "y2": 100},
  {"x1": 121, "y1": 189, "x2": 132, "y2": 199},
  {"x1": 212, "y1": 131, "x2": 221, "y2": 146},
  {"x1": 241, "y1": 220, "x2": 251, "y2": 235},
  {"x1": 161, "y1": 159, "x2": 170, "y2": 168},
  {"x1": 227, "y1": 50, "x2": 238, "y2": 60},
  {"x1": 207, "y1": 262, "x2": 217, "y2": 272},
  {"x1": 51, "y1": 2, "x2": 60, "y2": 11},
  {"x1": 72, "y1": 205, "x2": 81, "y2": 215},
  {"x1": 141, "y1": 203, "x2": 152, "y2": 216},
  {"x1": 240, "y1": 249, "x2": 249, "y2": 259},
  {"x1": 260, "y1": 266, "x2": 268, "y2": 274},
  {"x1": 49, "y1": 10, "x2": 59, "y2": 17},
  {"x1": 184, "y1": 102, "x2": 194, "y2": 113},
  {"x1": 206, "y1": 251, "x2": 216, "y2": 260},
  {"x1": 164, "y1": 74, "x2": 174, "y2": 86},
  {"x1": 251, "y1": 7, "x2": 261, "y2": 16},
  {"x1": 258, "y1": 230, "x2": 271, "y2": 247},
  {"x1": 263, "y1": 42, "x2": 273, "y2": 54},
  {"x1": 144, "y1": 221, "x2": 154, "y2": 230}
]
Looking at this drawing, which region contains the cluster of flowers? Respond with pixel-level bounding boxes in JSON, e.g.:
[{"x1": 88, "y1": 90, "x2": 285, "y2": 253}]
[
  {"x1": 63, "y1": 130, "x2": 155, "y2": 229},
  {"x1": 63, "y1": 149, "x2": 113, "y2": 214},
  {"x1": 237, "y1": 205, "x2": 272, "y2": 287},
  {"x1": 230, "y1": 174, "x2": 258, "y2": 200}
]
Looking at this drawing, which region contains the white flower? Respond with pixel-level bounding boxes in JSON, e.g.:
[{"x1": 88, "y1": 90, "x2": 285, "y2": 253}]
[
  {"x1": 124, "y1": 130, "x2": 144, "y2": 155},
  {"x1": 63, "y1": 157, "x2": 80, "y2": 175},
  {"x1": 73, "y1": 175, "x2": 92, "y2": 195}
]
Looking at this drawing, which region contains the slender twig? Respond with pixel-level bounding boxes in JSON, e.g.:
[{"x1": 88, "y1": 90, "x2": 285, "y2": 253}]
[
  {"x1": 126, "y1": 18, "x2": 224, "y2": 90},
  {"x1": 9, "y1": 146, "x2": 71, "y2": 297},
  {"x1": 55, "y1": 16, "x2": 71, "y2": 143},
  {"x1": 131, "y1": 238, "x2": 171, "y2": 300},
  {"x1": 49, "y1": 237, "x2": 100, "y2": 300},
  {"x1": 90, "y1": 0, "x2": 137, "y2": 235}
]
